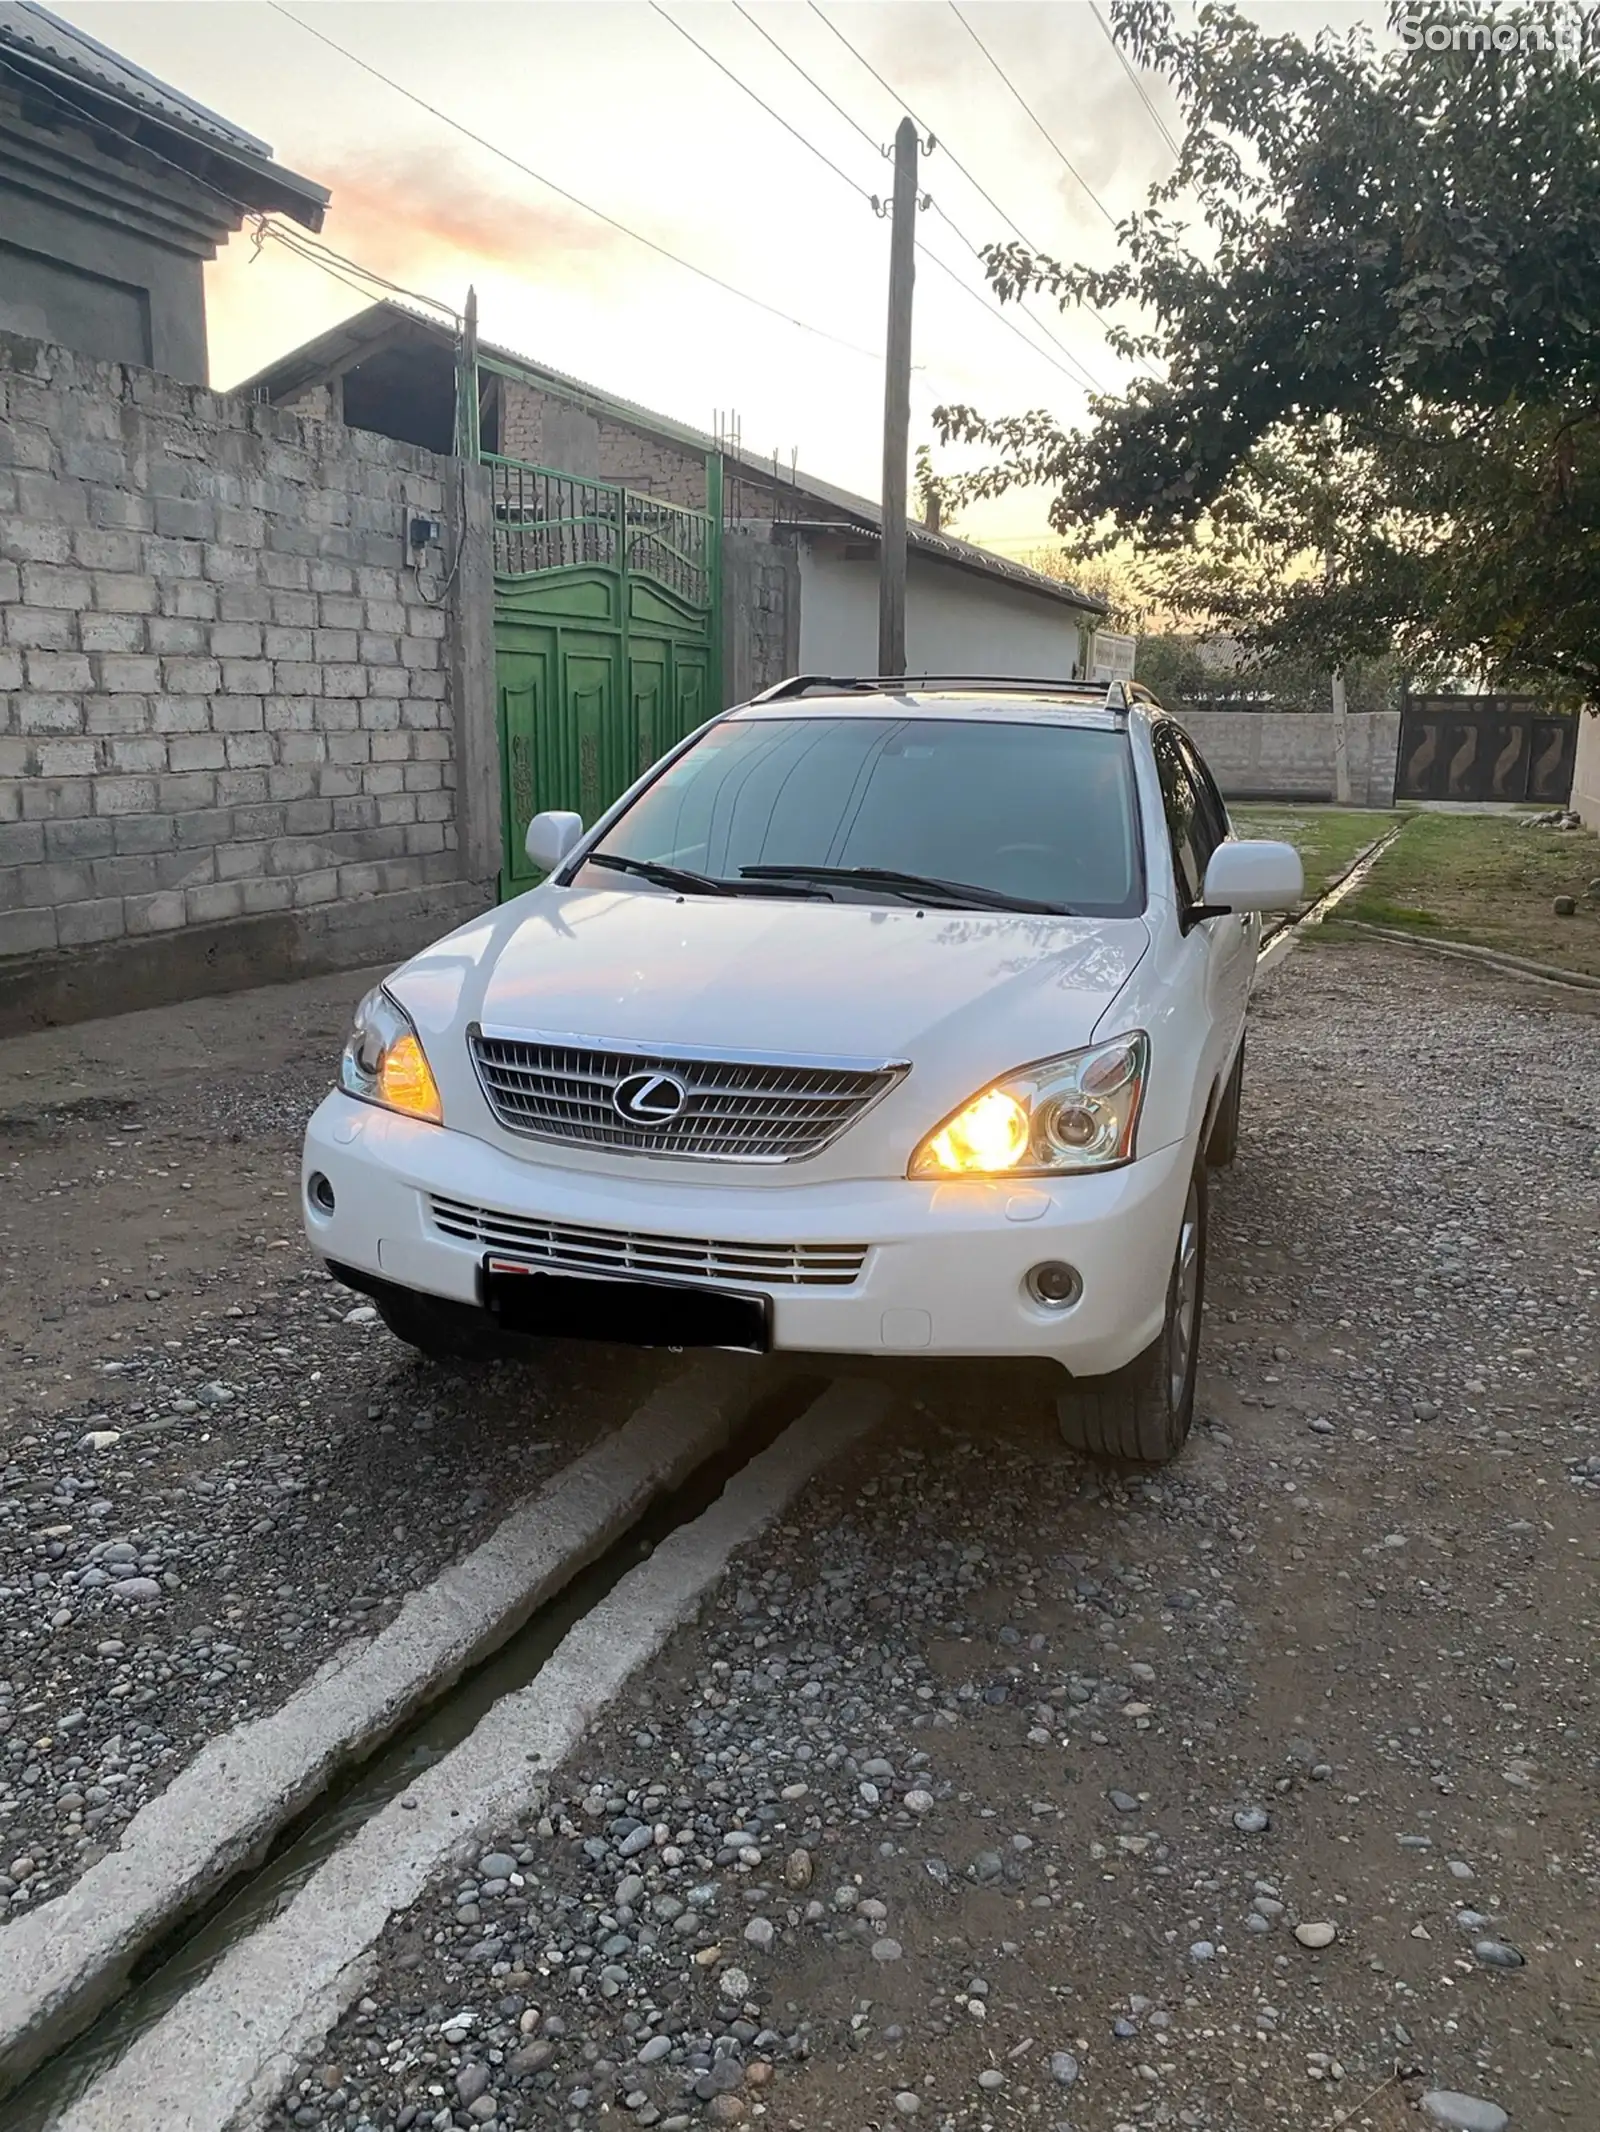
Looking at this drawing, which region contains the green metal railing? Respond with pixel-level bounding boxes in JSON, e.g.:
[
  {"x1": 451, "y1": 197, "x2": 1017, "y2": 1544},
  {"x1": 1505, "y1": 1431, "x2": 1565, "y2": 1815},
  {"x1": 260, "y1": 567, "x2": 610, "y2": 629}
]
[{"x1": 484, "y1": 454, "x2": 716, "y2": 609}]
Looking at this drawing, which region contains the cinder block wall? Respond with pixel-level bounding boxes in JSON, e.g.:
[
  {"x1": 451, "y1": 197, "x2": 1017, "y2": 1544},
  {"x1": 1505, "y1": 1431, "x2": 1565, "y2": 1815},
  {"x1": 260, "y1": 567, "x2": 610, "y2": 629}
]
[
  {"x1": 1179, "y1": 708, "x2": 1400, "y2": 807},
  {"x1": 0, "y1": 333, "x2": 492, "y2": 1015}
]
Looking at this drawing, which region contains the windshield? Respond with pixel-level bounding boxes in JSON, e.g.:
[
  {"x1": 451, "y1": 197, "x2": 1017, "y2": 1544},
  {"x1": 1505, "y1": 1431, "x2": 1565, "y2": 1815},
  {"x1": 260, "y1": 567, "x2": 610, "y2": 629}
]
[{"x1": 574, "y1": 714, "x2": 1144, "y2": 917}]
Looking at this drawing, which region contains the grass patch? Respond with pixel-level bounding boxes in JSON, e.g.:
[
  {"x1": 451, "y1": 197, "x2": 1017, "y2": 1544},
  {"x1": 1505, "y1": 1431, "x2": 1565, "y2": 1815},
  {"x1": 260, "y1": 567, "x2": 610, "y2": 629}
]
[
  {"x1": 1330, "y1": 811, "x2": 1600, "y2": 976},
  {"x1": 1229, "y1": 805, "x2": 1396, "y2": 908}
]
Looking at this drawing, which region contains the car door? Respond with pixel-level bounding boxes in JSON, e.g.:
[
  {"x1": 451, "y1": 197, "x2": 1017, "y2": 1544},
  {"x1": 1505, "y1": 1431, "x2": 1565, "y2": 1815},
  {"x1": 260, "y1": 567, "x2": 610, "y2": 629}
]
[
  {"x1": 1173, "y1": 727, "x2": 1256, "y2": 1036},
  {"x1": 1151, "y1": 723, "x2": 1237, "y2": 1113}
]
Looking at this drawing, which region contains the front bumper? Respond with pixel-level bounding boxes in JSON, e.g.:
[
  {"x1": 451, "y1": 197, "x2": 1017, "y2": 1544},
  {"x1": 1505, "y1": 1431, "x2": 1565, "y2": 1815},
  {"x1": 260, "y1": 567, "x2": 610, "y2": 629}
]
[{"x1": 301, "y1": 1094, "x2": 1192, "y2": 1377}]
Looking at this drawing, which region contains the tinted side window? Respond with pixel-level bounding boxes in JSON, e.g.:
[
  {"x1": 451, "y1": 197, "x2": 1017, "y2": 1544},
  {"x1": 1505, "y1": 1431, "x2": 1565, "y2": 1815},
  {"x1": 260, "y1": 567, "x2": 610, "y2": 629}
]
[
  {"x1": 1153, "y1": 726, "x2": 1208, "y2": 905},
  {"x1": 1176, "y1": 731, "x2": 1230, "y2": 854}
]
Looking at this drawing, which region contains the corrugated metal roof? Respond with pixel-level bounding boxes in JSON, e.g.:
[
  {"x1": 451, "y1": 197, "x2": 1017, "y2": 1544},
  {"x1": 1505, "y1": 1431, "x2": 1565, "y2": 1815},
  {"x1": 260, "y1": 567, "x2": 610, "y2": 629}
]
[
  {"x1": 0, "y1": 0, "x2": 328, "y2": 218},
  {"x1": 237, "y1": 301, "x2": 1107, "y2": 617}
]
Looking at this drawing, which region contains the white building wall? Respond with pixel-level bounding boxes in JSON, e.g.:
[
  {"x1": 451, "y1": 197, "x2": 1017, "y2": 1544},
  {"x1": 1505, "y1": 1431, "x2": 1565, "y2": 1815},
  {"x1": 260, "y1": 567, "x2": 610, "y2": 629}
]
[
  {"x1": 796, "y1": 543, "x2": 1088, "y2": 680},
  {"x1": 1572, "y1": 709, "x2": 1600, "y2": 831}
]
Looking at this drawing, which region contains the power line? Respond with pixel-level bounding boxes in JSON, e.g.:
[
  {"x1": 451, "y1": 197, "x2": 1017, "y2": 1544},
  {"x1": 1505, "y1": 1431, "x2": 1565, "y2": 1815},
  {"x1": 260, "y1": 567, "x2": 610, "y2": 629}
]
[
  {"x1": 649, "y1": 2, "x2": 1096, "y2": 394},
  {"x1": 647, "y1": 2, "x2": 872, "y2": 206},
  {"x1": 1088, "y1": 0, "x2": 1183, "y2": 159},
  {"x1": 727, "y1": 0, "x2": 1098, "y2": 390},
  {"x1": 267, "y1": 2, "x2": 880, "y2": 363},
  {"x1": 804, "y1": 2, "x2": 1114, "y2": 354},
  {"x1": 946, "y1": 1, "x2": 1118, "y2": 230}
]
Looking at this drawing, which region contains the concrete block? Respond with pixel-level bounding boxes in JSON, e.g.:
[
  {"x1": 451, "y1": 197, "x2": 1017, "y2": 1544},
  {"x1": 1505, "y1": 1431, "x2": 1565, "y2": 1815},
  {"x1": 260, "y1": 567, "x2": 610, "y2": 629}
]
[
  {"x1": 415, "y1": 790, "x2": 454, "y2": 826},
  {"x1": 85, "y1": 695, "x2": 151, "y2": 736},
  {"x1": 71, "y1": 527, "x2": 143, "y2": 574},
  {"x1": 97, "y1": 654, "x2": 162, "y2": 693},
  {"x1": 317, "y1": 596, "x2": 363, "y2": 631},
  {"x1": 172, "y1": 806, "x2": 233, "y2": 850},
  {"x1": 292, "y1": 865, "x2": 340, "y2": 906},
  {"x1": 215, "y1": 840, "x2": 268, "y2": 881},
  {"x1": 201, "y1": 542, "x2": 258, "y2": 585},
  {"x1": 211, "y1": 694, "x2": 265, "y2": 733},
  {"x1": 55, "y1": 896, "x2": 126, "y2": 947},
  {"x1": 88, "y1": 487, "x2": 154, "y2": 533},
  {"x1": 148, "y1": 617, "x2": 206, "y2": 655},
  {"x1": 365, "y1": 600, "x2": 407, "y2": 634},
  {"x1": 220, "y1": 659, "x2": 273, "y2": 694},
  {"x1": 271, "y1": 660, "x2": 321, "y2": 696},
  {"x1": 161, "y1": 656, "x2": 221, "y2": 694},
  {"x1": 317, "y1": 765, "x2": 363, "y2": 801},
  {"x1": 320, "y1": 663, "x2": 368, "y2": 698},
  {"x1": 400, "y1": 635, "x2": 440, "y2": 670},
  {"x1": 184, "y1": 880, "x2": 247, "y2": 925},
  {"x1": 166, "y1": 735, "x2": 227, "y2": 774},
  {"x1": 224, "y1": 733, "x2": 274, "y2": 770},
  {"x1": 44, "y1": 816, "x2": 114, "y2": 861},
  {"x1": 28, "y1": 747, "x2": 95, "y2": 784},
  {"x1": 93, "y1": 567, "x2": 161, "y2": 618},
  {"x1": 325, "y1": 730, "x2": 370, "y2": 764},
  {"x1": 161, "y1": 579, "x2": 218, "y2": 620},
  {"x1": 105, "y1": 737, "x2": 167, "y2": 775},
  {"x1": 240, "y1": 875, "x2": 295, "y2": 914},
  {"x1": 0, "y1": 819, "x2": 45, "y2": 864},
  {"x1": 376, "y1": 792, "x2": 418, "y2": 827},
  {"x1": 17, "y1": 692, "x2": 84, "y2": 734},
  {"x1": 25, "y1": 650, "x2": 91, "y2": 691},
  {"x1": 229, "y1": 803, "x2": 286, "y2": 840},
  {"x1": 154, "y1": 846, "x2": 215, "y2": 891},
  {"x1": 282, "y1": 796, "x2": 334, "y2": 835},
  {"x1": 316, "y1": 696, "x2": 360, "y2": 733},
  {"x1": 270, "y1": 591, "x2": 317, "y2": 628},
  {"x1": 0, "y1": 558, "x2": 18, "y2": 604},
  {"x1": 21, "y1": 562, "x2": 93, "y2": 608},
  {"x1": 368, "y1": 729, "x2": 411, "y2": 762},
  {"x1": 263, "y1": 694, "x2": 315, "y2": 733},
  {"x1": 210, "y1": 621, "x2": 264, "y2": 659},
  {"x1": 113, "y1": 815, "x2": 177, "y2": 855},
  {"x1": 260, "y1": 551, "x2": 311, "y2": 591},
  {"x1": 122, "y1": 890, "x2": 187, "y2": 934},
  {"x1": 309, "y1": 561, "x2": 355, "y2": 596},
  {"x1": 214, "y1": 768, "x2": 266, "y2": 805},
  {"x1": 217, "y1": 584, "x2": 272, "y2": 624},
  {"x1": 3, "y1": 514, "x2": 73, "y2": 566},
  {"x1": 312, "y1": 629, "x2": 358, "y2": 663},
  {"x1": 94, "y1": 775, "x2": 160, "y2": 815},
  {"x1": 142, "y1": 535, "x2": 204, "y2": 581},
  {"x1": 19, "y1": 860, "x2": 95, "y2": 907},
  {"x1": 0, "y1": 905, "x2": 58, "y2": 955},
  {"x1": 265, "y1": 766, "x2": 317, "y2": 802},
  {"x1": 79, "y1": 613, "x2": 146, "y2": 654},
  {"x1": 360, "y1": 697, "x2": 400, "y2": 733},
  {"x1": 5, "y1": 606, "x2": 76, "y2": 650},
  {"x1": 150, "y1": 694, "x2": 210, "y2": 734},
  {"x1": 263, "y1": 627, "x2": 312, "y2": 662}
]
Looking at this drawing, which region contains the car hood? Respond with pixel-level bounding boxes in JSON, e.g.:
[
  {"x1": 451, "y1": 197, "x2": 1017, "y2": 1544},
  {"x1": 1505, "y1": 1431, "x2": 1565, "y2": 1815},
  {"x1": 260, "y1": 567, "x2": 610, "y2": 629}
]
[{"x1": 394, "y1": 885, "x2": 1149, "y2": 1087}]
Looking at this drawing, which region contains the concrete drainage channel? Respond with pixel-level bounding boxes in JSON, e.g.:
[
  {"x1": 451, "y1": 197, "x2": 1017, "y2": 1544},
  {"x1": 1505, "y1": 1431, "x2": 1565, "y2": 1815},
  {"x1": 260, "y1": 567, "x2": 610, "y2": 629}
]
[
  {"x1": 2, "y1": 1360, "x2": 890, "y2": 2131},
  {"x1": 1256, "y1": 820, "x2": 1407, "y2": 974}
]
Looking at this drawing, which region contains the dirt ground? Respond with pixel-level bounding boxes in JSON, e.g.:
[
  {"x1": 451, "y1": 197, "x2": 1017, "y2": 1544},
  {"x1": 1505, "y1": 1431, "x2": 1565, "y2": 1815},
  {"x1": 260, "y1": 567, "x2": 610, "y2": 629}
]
[
  {"x1": 268, "y1": 938, "x2": 1599, "y2": 2132},
  {"x1": 0, "y1": 968, "x2": 667, "y2": 1907}
]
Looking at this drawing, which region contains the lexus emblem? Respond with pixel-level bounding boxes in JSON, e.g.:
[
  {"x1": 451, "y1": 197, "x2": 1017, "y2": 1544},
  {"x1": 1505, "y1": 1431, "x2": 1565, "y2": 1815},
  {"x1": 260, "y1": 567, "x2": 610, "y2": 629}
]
[{"x1": 612, "y1": 1070, "x2": 689, "y2": 1125}]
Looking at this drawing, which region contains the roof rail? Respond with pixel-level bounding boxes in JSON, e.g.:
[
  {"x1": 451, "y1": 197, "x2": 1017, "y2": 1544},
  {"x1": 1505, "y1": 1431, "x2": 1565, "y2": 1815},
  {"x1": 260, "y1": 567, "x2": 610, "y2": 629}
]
[{"x1": 751, "y1": 674, "x2": 1118, "y2": 703}]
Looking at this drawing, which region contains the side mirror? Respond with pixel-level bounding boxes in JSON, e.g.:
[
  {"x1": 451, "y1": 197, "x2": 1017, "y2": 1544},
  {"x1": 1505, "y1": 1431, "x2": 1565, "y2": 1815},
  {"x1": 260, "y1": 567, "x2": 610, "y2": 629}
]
[
  {"x1": 1201, "y1": 838, "x2": 1304, "y2": 913},
  {"x1": 525, "y1": 810, "x2": 584, "y2": 874}
]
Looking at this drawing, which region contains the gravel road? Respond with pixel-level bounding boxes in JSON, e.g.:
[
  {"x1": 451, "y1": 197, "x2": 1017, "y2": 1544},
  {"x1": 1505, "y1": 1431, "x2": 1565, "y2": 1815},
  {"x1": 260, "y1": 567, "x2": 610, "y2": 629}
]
[
  {"x1": 259, "y1": 939, "x2": 1600, "y2": 2132},
  {"x1": 0, "y1": 969, "x2": 664, "y2": 1914}
]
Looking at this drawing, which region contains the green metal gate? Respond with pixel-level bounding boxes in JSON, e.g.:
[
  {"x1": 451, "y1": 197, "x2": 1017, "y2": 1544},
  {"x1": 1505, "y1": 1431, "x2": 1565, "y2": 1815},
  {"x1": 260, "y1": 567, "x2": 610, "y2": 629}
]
[{"x1": 490, "y1": 456, "x2": 721, "y2": 895}]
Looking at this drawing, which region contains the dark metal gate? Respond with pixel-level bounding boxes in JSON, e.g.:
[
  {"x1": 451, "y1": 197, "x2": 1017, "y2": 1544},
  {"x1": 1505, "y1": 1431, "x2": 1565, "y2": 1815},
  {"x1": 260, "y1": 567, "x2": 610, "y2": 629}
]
[
  {"x1": 489, "y1": 457, "x2": 722, "y2": 895},
  {"x1": 1394, "y1": 694, "x2": 1577, "y2": 804}
]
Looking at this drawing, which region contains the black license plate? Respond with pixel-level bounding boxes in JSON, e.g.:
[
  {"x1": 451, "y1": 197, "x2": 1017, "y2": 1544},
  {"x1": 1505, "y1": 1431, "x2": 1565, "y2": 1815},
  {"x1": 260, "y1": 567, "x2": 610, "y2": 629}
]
[{"x1": 483, "y1": 1259, "x2": 771, "y2": 1352}]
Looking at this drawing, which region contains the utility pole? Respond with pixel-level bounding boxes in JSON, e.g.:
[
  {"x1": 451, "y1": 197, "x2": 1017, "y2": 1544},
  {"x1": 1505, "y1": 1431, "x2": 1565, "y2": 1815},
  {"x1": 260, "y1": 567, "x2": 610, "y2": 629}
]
[
  {"x1": 878, "y1": 117, "x2": 919, "y2": 678},
  {"x1": 1323, "y1": 545, "x2": 1352, "y2": 805}
]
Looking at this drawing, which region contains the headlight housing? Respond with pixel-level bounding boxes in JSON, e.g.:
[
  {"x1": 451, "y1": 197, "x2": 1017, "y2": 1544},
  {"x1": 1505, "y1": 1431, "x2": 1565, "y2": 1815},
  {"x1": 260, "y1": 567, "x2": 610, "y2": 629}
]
[
  {"x1": 339, "y1": 986, "x2": 443, "y2": 1124},
  {"x1": 910, "y1": 1032, "x2": 1148, "y2": 1177}
]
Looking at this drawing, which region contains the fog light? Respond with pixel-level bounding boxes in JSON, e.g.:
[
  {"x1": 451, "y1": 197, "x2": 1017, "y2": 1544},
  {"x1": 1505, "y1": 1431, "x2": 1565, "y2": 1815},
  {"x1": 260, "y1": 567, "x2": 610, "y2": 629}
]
[
  {"x1": 308, "y1": 1172, "x2": 336, "y2": 1215},
  {"x1": 1025, "y1": 1260, "x2": 1082, "y2": 1309}
]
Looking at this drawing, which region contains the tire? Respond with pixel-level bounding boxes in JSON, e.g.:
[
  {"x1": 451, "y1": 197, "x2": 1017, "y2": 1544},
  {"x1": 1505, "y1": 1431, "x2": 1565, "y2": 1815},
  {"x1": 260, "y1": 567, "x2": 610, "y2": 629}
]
[
  {"x1": 1056, "y1": 1163, "x2": 1207, "y2": 1465},
  {"x1": 1206, "y1": 1035, "x2": 1245, "y2": 1169},
  {"x1": 374, "y1": 1287, "x2": 499, "y2": 1366}
]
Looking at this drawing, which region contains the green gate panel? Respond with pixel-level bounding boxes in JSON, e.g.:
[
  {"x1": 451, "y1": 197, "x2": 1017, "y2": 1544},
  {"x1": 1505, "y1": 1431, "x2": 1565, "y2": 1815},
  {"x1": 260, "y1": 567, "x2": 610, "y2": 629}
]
[{"x1": 490, "y1": 458, "x2": 721, "y2": 897}]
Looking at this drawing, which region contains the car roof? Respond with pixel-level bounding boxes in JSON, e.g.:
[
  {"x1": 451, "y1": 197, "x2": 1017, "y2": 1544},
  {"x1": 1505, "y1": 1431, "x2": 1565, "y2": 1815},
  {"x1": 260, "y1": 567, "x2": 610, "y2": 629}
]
[{"x1": 728, "y1": 677, "x2": 1160, "y2": 732}]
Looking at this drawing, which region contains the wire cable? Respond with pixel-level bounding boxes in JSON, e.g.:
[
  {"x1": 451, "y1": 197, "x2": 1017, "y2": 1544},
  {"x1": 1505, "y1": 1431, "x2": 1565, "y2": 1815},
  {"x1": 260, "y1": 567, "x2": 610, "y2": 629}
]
[
  {"x1": 946, "y1": 0, "x2": 1118, "y2": 230},
  {"x1": 1088, "y1": 0, "x2": 1183, "y2": 158},
  {"x1": 804, "y1": 3, "x2": 1114, "y2": 349},
  {"x1": 730, "y1": 0, "x2": 880, "y2": 155},
  {"x1": 267, "y1": 2, "x2": 880, "y2": 363},
  {"x1": 649, "y1": 2, "x2": 1096, "y2": 392}
]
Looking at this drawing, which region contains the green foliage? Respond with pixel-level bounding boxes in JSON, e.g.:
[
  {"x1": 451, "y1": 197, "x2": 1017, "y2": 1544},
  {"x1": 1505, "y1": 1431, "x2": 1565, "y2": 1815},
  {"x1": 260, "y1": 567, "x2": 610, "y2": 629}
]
[{"x1": 935, "y1": 3, "x2": 1600, "y2": 700}]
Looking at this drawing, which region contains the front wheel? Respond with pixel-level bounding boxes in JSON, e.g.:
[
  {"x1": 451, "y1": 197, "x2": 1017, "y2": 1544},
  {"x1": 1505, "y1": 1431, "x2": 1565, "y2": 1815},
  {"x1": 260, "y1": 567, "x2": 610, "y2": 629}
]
[{"x1": 1056, "y1": 1164, "x2": 1207, "y2": 1465}]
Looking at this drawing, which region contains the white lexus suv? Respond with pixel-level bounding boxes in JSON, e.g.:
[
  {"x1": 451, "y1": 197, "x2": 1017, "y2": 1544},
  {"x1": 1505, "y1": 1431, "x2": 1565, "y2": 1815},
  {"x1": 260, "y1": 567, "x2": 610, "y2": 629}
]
[{"x1": 302, "y1": 677, "x2": 1301, "y2": 1465}]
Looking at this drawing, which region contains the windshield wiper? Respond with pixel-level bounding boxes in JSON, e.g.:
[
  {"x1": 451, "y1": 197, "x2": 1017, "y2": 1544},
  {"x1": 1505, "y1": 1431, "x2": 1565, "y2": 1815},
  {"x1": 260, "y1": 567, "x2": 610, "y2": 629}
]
[
  {"x1": 585, "y1": 852, "x2": 831, "y2": 900},
  {"x1": 740, "y1": 863, "x2": 1074, "y2": 916},
  {"x1": 586, "y1": 852, "x2": 740, "y2": 896}
]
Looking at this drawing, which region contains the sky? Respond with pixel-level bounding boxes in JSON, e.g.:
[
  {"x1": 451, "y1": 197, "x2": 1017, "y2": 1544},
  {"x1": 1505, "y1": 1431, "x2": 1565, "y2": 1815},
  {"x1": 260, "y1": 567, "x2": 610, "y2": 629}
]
[{"x1": 60, "y1": 1, "x2": 1382, "y2": 551}]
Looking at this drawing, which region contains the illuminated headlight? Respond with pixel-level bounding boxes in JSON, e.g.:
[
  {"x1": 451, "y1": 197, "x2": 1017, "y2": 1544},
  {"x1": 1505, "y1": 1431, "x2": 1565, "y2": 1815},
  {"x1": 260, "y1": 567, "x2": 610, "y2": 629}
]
[
  {"x1": 910, "y1": 1033, "x2": 1149, "y2": 1177},
  {"x1": 339, "y1": 986, "x2": 443, "y2": 1124}
]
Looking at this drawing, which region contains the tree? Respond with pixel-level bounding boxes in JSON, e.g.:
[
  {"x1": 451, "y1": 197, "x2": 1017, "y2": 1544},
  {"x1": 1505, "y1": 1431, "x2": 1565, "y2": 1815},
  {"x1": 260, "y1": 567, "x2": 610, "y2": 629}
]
[{"x1": 935, "y1": 2, "x2": 1600, "y2": 701}]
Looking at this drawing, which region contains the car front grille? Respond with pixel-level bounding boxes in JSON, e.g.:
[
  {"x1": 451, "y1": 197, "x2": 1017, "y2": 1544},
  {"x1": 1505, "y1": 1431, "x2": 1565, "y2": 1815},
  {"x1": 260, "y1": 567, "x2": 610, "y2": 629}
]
[
  {"x1": 429, "y1": 1196, "x2": 868, "y2": 1288},
  {"x1": 468, "y1": 1028, "x2": 905, "y2": 1162}
]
